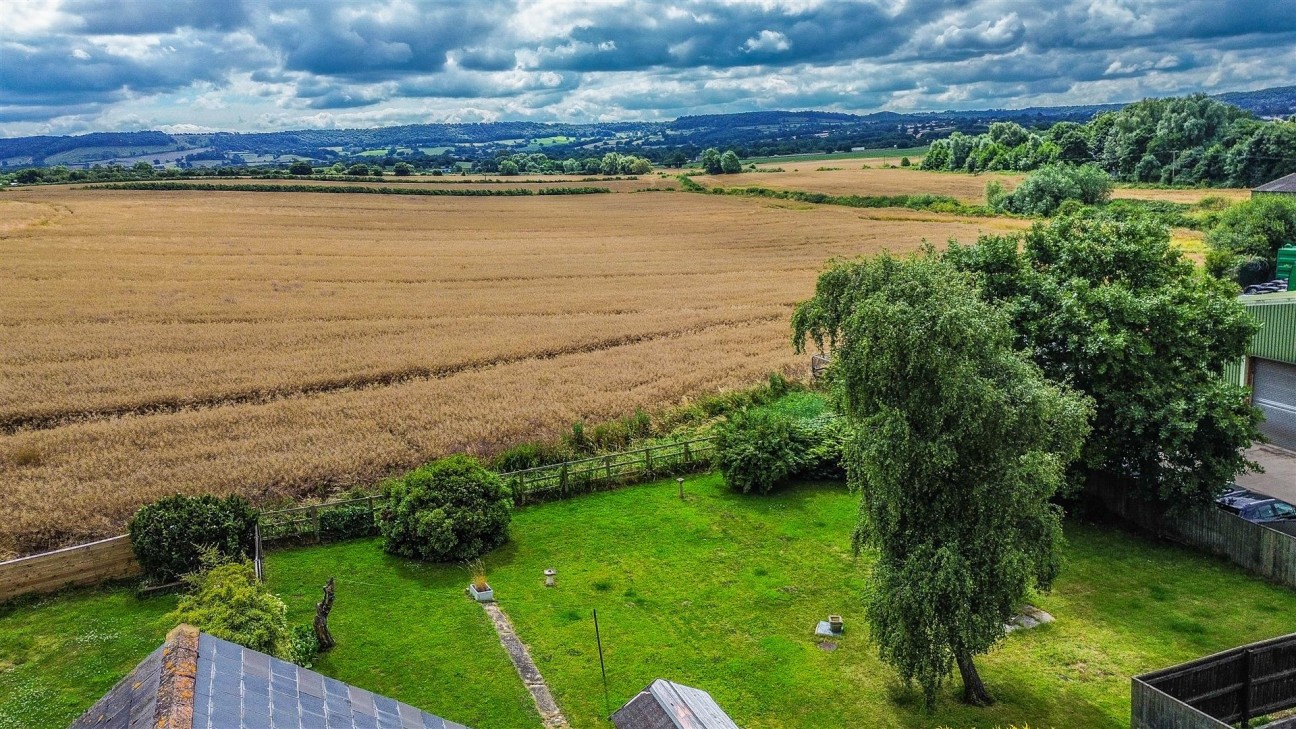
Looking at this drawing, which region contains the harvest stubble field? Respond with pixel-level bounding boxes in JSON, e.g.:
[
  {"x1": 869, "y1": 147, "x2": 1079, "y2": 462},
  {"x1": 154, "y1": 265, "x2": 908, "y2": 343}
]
[{"x1": 0, "y1": 182, "x2": 1027, "y2": 556}]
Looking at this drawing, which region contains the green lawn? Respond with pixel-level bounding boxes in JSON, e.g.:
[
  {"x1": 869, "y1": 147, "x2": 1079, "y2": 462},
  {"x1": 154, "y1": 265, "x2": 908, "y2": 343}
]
[
  {"x1": 4, "y1": 474, "x2": 1296, "y2": 729},
  {"x1": 269, "y1": 542, "x2": 540, "y2": 729},
  {"x1": 482, "y1": 475, "x2": 1296, "y2": 728}
]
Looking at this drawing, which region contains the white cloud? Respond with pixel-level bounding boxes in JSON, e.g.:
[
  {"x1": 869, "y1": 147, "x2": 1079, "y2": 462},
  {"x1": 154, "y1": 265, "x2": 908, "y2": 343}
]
[{"x1": 743, "y1": 30, "x2": 791, "y2": 53}]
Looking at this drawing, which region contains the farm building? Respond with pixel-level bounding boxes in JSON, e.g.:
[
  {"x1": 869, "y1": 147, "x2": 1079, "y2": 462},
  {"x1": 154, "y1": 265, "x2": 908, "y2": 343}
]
[
  {"x1": 1226, "y1": 292, "x2": 1296, "y2": 452},
  {"x1": 1252, "y1": 172, "x2": 1296, "y2": 197},
  {"x1": 71, "y1": 624, "x2": 466, "y2": 729},
  {"x1": 610, "y1": 679, "x2": 739, "y2": 729}
]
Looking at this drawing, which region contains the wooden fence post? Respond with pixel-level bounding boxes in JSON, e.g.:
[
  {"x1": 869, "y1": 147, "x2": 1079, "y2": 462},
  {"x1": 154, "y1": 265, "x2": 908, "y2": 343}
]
[
  {"x1": 310, "y1": 506, "x2": 320, "y2": 544},
  {"x1": 683, "y1": 440, "x2": 692, "y2": 464},
  {"x1": 605, "y1": 455, "x2": 612, "y2": 482},
  {"x1": 1242, "y1": 648, "x2": 1253, "y2": 728},
  {"x1": 645, "y1": 446, "x2": 654, "y2": 477},
  {"x1": 518, "y1": 472, "x2": 526, "y2": 506},
  {"x1": 560, "y1": 463, "x2": 569, "y2": 494}
]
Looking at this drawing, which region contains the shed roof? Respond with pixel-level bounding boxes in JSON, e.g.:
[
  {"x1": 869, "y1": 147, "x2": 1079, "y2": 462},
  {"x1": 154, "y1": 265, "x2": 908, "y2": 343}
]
[
  {"x1": 610, "y1": 679, "x2": 740, "y2": 729},
  {"x1": 1253, "y1": 173, "x2": 1296, "y2": 194},
  {"x1": 70, "y1": 625, "x2": 466, "y2": 729}
]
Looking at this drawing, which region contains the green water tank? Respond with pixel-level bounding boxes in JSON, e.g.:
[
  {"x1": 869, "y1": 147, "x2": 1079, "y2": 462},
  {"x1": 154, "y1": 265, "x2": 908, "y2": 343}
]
[{"x1": 1278, "y1": 245, "x2": 1296, "y2": 290}]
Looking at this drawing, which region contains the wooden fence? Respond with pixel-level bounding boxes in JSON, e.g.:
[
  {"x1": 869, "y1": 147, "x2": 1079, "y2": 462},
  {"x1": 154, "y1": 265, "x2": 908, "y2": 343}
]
[
  {"x1": 258, "y1": 495, "x2": 382, "y2": 545},
  {"x1": 0, "y1": 439, "x2": 716, "y2": 601},
  {"x1": 0, "y1": 535, "x2": 139, "y2": 603},
  {"x1": 500, "y1": 437, "x2": 715, "y2": 505},
  {"x1": 1133, "y1": 633, "x2": 1296, "y2": 728},
  {"x1": 1092, "y1": 481, "x2": 1296, "y2": 589}
]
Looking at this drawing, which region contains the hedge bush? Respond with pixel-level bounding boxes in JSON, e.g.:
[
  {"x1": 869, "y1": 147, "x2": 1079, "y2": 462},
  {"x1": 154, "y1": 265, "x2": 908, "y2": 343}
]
[
  {"x1": 714, "y1": 409, "x2": 848, "y2": 493},
  {"x1": 379, "y1": 455, "x2": 512, "y2": 561},
  {"x1": 128, "y1": 494, "x2": 258, "y2": 582},
  {"x1": 168, "y1": 561, "x2": 292, "y2": 659},
  {"x1": 318, "y1": 503, "x2": 377, "y2": 540},
  {"x1": 713, "y1": 410, "x2": 809, "y2": 494}
]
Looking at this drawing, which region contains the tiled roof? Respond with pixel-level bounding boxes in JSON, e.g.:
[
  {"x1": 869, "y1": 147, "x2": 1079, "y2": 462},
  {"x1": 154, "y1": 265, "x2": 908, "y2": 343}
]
[
  {"x1": 68, "y1": 646, "x2": 166, "y2": 729},
  {"x1": 70, "y1": 625, "x2": 466, "y2": 729}
]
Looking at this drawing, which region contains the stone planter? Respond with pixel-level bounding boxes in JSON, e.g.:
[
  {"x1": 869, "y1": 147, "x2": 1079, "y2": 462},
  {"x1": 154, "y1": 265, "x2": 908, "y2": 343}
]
[
  {"x1": 468, "y1": 583, "x2": 494, "y2": 602},
  {"x1": 828, "y1": 615, "x2": 844, "y2": 634}
]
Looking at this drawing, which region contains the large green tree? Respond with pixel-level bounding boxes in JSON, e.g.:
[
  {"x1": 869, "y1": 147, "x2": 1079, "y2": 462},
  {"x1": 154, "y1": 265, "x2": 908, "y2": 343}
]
[
  {"x1": 794, "y1": 253, "x2": 1092, "y2": 706},
  {"x1": 944, "y1": 214, "x2": 1262, "y2": 505}
]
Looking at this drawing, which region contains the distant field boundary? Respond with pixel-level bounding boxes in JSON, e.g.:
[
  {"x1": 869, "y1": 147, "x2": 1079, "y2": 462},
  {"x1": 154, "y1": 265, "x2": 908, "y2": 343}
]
[
  {"x1": 738, "y1": 146, "x2": 930, "y2": 166},
  {"x1": 84, "y1": 182, "x2": 614, "y2": 196},
  {"x1": 678, "y1": 176, "x2": 996, "y2": 217}
]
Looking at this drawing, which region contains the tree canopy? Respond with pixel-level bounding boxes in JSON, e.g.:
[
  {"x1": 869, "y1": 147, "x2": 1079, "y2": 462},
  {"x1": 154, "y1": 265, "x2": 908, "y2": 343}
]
[
  {"x1": 922, "y1": 94, "x2": 1296, "y2": 187},
  {"x1": 793, "y1": 252, "x2": 1092, "y2": 706},
  {"x1": 944, "y1": 214, "x2": 1261, "y2": 504}
]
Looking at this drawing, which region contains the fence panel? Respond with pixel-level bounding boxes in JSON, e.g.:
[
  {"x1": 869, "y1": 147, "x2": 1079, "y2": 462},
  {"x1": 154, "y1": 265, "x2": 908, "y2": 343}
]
[
  {"x1": 1133, "y1": 634, "x2": 1296, "y2": 728},
  {"x1": 500, "y1": 437, "x2": 715, "y2": 505},
  {"x1": 0, "y1": 535, "x2": 138, "y2": 603},
  {"x1": 258, "y1": 495, "x2": 381, "y2": 545},
  {"x1": 1091, "y1": 481, "x2": 1296, "y2": 590}
]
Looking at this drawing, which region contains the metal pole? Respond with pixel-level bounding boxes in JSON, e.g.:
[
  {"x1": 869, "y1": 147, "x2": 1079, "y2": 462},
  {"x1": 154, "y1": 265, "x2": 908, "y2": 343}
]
[{"x1": 594, "y1": 608, "x2": 610, "y2": 719}]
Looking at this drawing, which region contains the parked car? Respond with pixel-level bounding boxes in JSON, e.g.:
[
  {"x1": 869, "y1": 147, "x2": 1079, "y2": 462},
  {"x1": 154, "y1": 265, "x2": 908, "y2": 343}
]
[{"x1": 1216, "y1": 488, "x2": 1296, "y2": 527}]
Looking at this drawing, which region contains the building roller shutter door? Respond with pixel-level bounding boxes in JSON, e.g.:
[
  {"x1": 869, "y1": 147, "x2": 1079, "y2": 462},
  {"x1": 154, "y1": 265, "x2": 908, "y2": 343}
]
[{"x1": 1254, "y1": 358, "x2": 1296, "y2": 452}]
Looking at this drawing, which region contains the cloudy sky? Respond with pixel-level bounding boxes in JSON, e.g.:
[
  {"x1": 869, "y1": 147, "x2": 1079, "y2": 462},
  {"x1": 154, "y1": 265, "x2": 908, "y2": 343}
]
[{"x1": 3, "y1": 0, "x2": 1296, "y2": 137}]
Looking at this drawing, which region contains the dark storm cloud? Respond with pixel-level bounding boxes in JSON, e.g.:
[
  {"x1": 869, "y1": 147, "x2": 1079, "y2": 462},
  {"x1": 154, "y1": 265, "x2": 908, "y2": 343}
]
[{"x1": 3, "y1": 0, "x2": 1296, "y2": 134}]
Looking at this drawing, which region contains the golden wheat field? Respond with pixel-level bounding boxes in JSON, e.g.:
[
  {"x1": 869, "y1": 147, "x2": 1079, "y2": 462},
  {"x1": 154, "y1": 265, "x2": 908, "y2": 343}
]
[
  {"x1": 0, "y1": 186, "x2": 1028, "y2": 556},
  {"x1": 694, "y1": 166, "x2": 1026, "y2": 203}
]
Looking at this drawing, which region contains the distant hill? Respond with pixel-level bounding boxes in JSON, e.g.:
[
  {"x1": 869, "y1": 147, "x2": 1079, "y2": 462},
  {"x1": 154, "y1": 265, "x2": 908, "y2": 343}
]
[{"x1": 3, "y1": 84, "x2": 1294, "y2": 169}]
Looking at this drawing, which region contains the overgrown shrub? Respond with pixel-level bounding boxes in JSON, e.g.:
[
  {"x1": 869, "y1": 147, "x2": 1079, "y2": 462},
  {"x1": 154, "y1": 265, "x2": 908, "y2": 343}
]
[
  {"x1": 287, "y1": 625, "x2": 320, "y2": 668},
  {"x1": 491, "y1": 440, "x2": 572, "y2": 472},
  {"x1": 168, "y1": 560, "x2": 291, "y2": 658},
  {"x1": 1205, "y1": 194, "x2": 1296, "y2": 277},
  {"x1": 800, "y1": 416, "x2": 849, "y2": 481},
  {"x1": 993, "y1": 164, "x2": 1112, "y2": 216},
  {"x1": 318, "y1": 503, "x2": 377, "y2": 539},
  {"x1": 713, "y1": 410, "x2": 808, "y2": 494},
  {"x1": 379, "y1": 455, "x2": 512, "y2": 562},
  {"x1": 129, "y1": 494, "x2": 258, "y2": 582}
]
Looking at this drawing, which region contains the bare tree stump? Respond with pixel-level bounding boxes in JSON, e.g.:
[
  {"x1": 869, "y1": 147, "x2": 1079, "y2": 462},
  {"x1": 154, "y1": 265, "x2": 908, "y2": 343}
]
[{"x1": 314, "y1": 577, "x2": 335, "y2": 651}]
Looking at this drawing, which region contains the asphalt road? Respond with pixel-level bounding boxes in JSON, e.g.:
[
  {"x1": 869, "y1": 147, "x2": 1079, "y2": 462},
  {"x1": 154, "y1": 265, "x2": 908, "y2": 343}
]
[{"x1": 1235, "y1": 443, "x2": 1296, "y2": 504}]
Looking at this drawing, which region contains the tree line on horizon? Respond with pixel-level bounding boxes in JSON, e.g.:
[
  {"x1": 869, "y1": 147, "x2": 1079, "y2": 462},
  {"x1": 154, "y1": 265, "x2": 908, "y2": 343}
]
[{"x1": 920, "y1": 94, "x2": 1296, "y2": 188}]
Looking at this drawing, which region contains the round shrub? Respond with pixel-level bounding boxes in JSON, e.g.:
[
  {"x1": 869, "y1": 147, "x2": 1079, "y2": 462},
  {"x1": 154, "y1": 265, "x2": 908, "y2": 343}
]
[
  {"x1": 129, "y1": 494, "x2": 258, "y2": 582},
  {"x1": 379, "y1": 455, "x2": 512, "y2": 561},
  {"x1": 713, "y1": 409, "x2": 807, "y2": 494}
]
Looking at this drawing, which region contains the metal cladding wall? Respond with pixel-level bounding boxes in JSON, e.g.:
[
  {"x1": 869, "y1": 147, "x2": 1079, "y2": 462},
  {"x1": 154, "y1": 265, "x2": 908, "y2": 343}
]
[{"x1": 1245, "y1": 293, "x2": 1296, "y2": 366}]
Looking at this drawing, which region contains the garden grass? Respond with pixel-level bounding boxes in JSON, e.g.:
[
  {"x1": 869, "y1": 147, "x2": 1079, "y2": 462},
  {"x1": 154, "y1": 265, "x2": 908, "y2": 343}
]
[
  {"x1": 482, "y1": 474, "x2": 1296, "y2": 729},
  {"x1": 6, "y1": 473, "x2": 1296, "y2": 728},
  {"x1": 267, "y1": 541, "x2": 541, "y2": 729},
  {"x1": 0, "y1": 586, "x2": 178, "y2": 729}
]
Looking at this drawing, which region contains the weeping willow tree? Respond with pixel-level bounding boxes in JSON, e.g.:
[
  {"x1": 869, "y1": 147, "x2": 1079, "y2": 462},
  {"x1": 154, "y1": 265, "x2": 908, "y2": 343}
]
[{"x1": 793, "y1": 251, "x2": 1092, "y2": 706}]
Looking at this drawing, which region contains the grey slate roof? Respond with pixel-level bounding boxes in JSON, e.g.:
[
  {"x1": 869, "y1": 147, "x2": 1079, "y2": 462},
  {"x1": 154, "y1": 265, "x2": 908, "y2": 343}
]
[
  {"x1": 69, "y1": 646, "x2": 166, "y2": 729},
  {"x1": 610, "y1": 679, "x2": 740, "y2": 729},
  {"x1": 70, "y1": 626, "x2": 467, "y2": 729},
  {"x1": 1254, "y1": 173, "x2": 1296, "y2": 194}
]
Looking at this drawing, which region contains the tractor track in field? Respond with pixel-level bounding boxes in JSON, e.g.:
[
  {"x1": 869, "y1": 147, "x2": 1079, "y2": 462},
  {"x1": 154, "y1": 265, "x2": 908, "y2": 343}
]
[{"x1": 1, "y1": 315, "x2": 780, "y2": 436}]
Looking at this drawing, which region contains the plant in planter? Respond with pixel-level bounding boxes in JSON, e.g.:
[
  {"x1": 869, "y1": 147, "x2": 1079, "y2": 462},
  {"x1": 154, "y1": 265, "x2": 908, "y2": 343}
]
[{"x1": 466, "y1": 559, "x2": 493, "y2": 602}]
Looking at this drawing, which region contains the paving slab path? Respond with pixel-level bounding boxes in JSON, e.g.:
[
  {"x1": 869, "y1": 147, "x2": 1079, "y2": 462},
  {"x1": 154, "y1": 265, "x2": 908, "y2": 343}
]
[{"x1": 481, "y1": 601, "x2": 570, "y2": 729}]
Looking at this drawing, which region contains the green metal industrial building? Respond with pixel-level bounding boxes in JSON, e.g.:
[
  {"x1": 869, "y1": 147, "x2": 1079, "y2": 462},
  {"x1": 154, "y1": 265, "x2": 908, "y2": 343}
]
[{"x1": 1226, "y1": 291, "x2": 1296, "y2": 451}]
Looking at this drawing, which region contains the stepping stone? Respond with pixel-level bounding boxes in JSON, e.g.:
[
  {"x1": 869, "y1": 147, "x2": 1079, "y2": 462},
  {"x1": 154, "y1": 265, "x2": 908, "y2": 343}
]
[{"x1": 1005, "y1": 604, "x2": 1055, "y2": 633}]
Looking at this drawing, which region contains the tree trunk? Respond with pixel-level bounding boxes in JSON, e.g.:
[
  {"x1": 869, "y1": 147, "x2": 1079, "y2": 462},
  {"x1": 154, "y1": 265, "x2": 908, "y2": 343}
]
[
  {"x1": 314, "y1": 577, "x2": 336, "y2": 651},
  {"x1": 956, "y1": 652, "x2": 993, "y2": 706}
]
